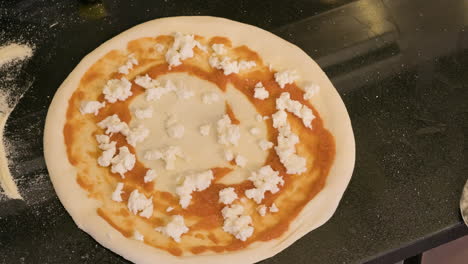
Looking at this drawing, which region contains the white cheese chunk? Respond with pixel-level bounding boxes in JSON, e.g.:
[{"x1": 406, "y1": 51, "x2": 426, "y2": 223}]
[
  {"x1": 165, "y1": 32, "x2": 204, "y2": 68},
  {"x1": 144, "y1": 146, "x2": 183, "y2": 170},
  {"x1": 258, "y1": 139, "x2": 274, "y2": 151},
  {"x1": 212, "y1": 43, "x2": 226, "y2": 55},
  {"x1": 218, "y1": 187, "x2": 238, "y2": 205},
  {"x1": 126, "y1": 125, "x2": 150, "y2": 147},
  {"x1": 209, "y1": 56, "x2": 256, "y2": 75},
  {"x1": 133, "y1": 230, "x2": 144, "y2": 241},
  {"x1": 274, "y1": 70, "x2": 298, "y2": 88},
  {"x1": 111, "y1": 146, "x2": 136, "y2": 178},
  {"x1": 276, "y1": 92, "x2": 315, "y2": 128},
  {"x1": 202, "y1": 92, "x2": 220, "y2": 104},
  {"x1": 111, "y1": 182, "x2": 124, "y2": 202},
  {"x1": 144, "y1": 169, "x2": 157, "y2": 183},
  {"x1": 221, "y1": 204, "x2": 254, "y2": 241},
  {"x1": 103, "y1": 77, "x2": 133, "y2": 103},
  {"x1": 98, "y1": 146, "x2": 116, "y2": 167},
  {"x1": 199, "y1": 124, "x2": 211, "y2": 136},
  {"x1": 145, "y1": 79, "x2": 177, "y2": 101},
  {"x1": 176, "y1": 170, "x2": 214, "y2": 208},
  {"x1": 155, "y1": 43, "x2": 165, "y2": 53},
  {"x1": 256, "y1": 114, "x2": 269, "y2": 122},
  {"x1": 127, "y1": 189, "x2": 153, "y2": 218},
  {"x1": 235, "y1": 154, "x2": 247, "y2": 168},
  {"x1": 155, "y1": 215, "x2": 189, "y2": 242},
  {"x1": 224, "y1": 149, "x2": 234, "y2": 162},
  {"x1": 274, "y1": 122, "x2": 307, "y2": 175},
  {"x1": 245, "y1": 166, "x2": 284, "y2": 204},
  {"x1": 253, "y1": 82, "x2": 269, "y2": 100},
  {"x1": 133, "y1": 106, "x2": 153, "y2": 120},
  {"x1": 80, "y1": 101, "x2": 105, "y2": 115},
  {"x1": 135, "y1": 74, "x2": 160, "y2": 89},
  {"x1": 118, "y1": 54, "x2": 138, "y2": 75},
  {"x1": 269, "y1": 203, "x2": 279, "y2": 213},
  {"x1": 257, "y1": 205, "x2": 267, "y2": 216},
  {"x1": 166, "y1": 206, "x2": 174, "y2": 212},
  {"x1": 217, "y1": 114, "x2": 240, "y2": 146},
  {"x1": 303, "y1": 83, "x2": 320, "y2": 100},
  {"x1": 98, "y1": 114, "x2": 129, "y2": 135},
  {"x1": 249, "y1": 127, "x2": 260, "y2": 135}
]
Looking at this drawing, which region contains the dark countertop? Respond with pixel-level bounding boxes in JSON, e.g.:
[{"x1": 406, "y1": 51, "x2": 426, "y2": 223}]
[{"x1": 0, "y1": 0, "x2": 467, "y2": 263}]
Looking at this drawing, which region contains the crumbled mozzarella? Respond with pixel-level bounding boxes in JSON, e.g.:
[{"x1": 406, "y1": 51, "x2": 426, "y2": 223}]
[
  {"x1": 272, "y1": 109, "x2": 288, "y2": 129},
  {"x1": 155, "y1": 43, "x2": 165, "y2": 53},
  {"x1": 144, "y1": 169, "x2": 157, "y2": 183},
  {"x1": 155, "y1": 215, "x2": 189, "y2": 242},
  {"x1": 274, "y1": 70, "x2": 298, "y2": 88},
  {"x1": 111, "y1": 182, "x2": 124, "y2": 202},
  {"x1": 245, "y1": 166, "x2": 284, "y2": 204},
  {"x1": 135, "y1": 74, "x2": 159, "y2": 89},
  {"x1": 80, "y1": 101, "x2": 105, "y2": 115},
  {"x1": 258, "y1": 139, "x2": 274, "y2": 151},
  {"x1": 133, "y1": 106, "x2": 153, "y2": 120},
  {"x1": 212, "y1": 43, "x2": 226, "y2": 55},
  {"x1": 98, "y1": 146, "x2": 116, "y2": 167},
  {"x1": 274, "y1": 121, "x2": 307, "y2": 175},
  {"x1": 257, "y1": 205, "x2": 267, "y2": 216},
  {"x1": 166, "y1": 206, "x2": 174, "y2": 212},
  {"x1": 219, "y1": 187, "x2": 238, "y2": 205},
  {"x1": 133, "y1": 230, "x2": 144, "y2": 241},
  {"x1": 202, "y1": 92, "x2": 220, "y2": 104},
  {"x1": 103, "y1": 77, "x2": 133, "y2": 103},
  {"x1": 256, "y1": 114, "x2": 269, "y2": 122},
  {"x1": 276, "y1": 92, "x2": 315, "y2": 128},
  {"x1": 127, "y1": 189, "x2": 153, "y2": 218},
  {"x1": 221, "y1": 204, "x2": 254, "y2": 241},
  {"x1": 269, "y1": 203, "x2": 279, "y2": 213},
  {"x1": 249, "y1": 127, "x2": 260, "y2": 135},
  {"x1": 144, "y1": 146, "x2": 183, "y2": 170},
  {"x1": 111, "y1": 146, "x2": 136, "y2": 178},
  {"x1": 209, "y1": 56, "x2": 256, "y2": 75},
  {"x1": 235, "y1": 154, "x2": 247, "y2": 168},
  {"x1": 199, "y1": 124, "x2": 211, "y2": 136},
  {"x1": 98, "y1": 114, "x2": 129, "y2": 135},
  {"x1": 118, "y1": 54, "x2": 139, "y2": 75},
  {"x1": 176, "y1": 170, "x2": 214, "y2": 208},
  {"x1": 303, "y1": 83, "x2": 320, "y2": 99},
  {"x1": 95, "y1": 134, "x2": 116, "y2": 151},
  {"x1": 126, "y1": 125, "x2": 149, "y2": 146},
  {"x1": 146, "y1": 79, "x2": 177, "y2": 101},
  {"x1": 224, "y1": 149, "x2": 234, "y2": 161},
  {"x1": 217, "y1": 114, "x2": 240, "y2": 146},
  {"x1": 253, "y1": 82, "x2": 269, "y2": 100},
  {"x1": 165, "y1": 32, "x2": 203, "y2": 68}
]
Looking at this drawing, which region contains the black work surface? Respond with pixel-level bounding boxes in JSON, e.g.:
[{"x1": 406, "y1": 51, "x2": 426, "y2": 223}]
[{"x1": 1, "y1": 0, "x2": 467, "y2": 263}]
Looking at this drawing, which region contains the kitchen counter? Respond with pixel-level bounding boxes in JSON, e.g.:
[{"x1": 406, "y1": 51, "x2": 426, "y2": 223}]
[{"x1": 0, "y1": 0, "x2": 467, "y2": 263}]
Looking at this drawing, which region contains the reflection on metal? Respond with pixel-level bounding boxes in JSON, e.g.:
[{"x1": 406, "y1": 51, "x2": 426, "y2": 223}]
[{"x1": 461, "y1": 180, "x2": 468, "y2": 227}]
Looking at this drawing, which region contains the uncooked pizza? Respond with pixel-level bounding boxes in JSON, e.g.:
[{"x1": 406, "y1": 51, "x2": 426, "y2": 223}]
[{"x1": 44, "y1": 17, "x2": 355, "y2": 264}]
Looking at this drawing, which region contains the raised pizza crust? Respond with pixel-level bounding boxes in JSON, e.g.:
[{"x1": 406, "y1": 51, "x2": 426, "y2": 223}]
[{"x1": 44, "y1": 16, "x2": 355, "y2": 264}]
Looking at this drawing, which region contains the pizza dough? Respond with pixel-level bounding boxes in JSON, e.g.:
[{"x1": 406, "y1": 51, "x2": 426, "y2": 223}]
[{"x1": 44, "y1": 16, "x2": 355, "y2": 264}]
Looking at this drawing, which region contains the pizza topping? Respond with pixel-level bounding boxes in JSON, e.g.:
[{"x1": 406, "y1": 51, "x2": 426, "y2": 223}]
[
  {"x1": 134, "y1": 74, "x2": 159, "y2": 89},
  {"x1": 144, "y1": 146, "x2": 183, "y2": 170},
  {"x1": 212, "y1": 43, "x2": 226, "y2": 55},
  {"x1": 199, "y1": 124, "x2": 211, "y2": 136},
  {"x1": 209, "y1": 56, "x2": 256, "y2": 75},
  {"x1": 202, "y1": 92, "x2": 220, "y2": 104},
  {"x1": 219, "y1": 187, "x2": 238, "y2": 205},
  {"x1": 127, "y1": 189, "x2": 153, "y2": 218},
  {"x1": 98, "y1": 114, "x2": 129, "y2": 135},
  {"x1": 143, "y1": 169, "x2": 157, "y2": 183},
  {"x1": 176, "y1": 170, "x2": 214, "y2": 208},
  {"x1": 275, "y1": 121, "x2": 307, "y2": 175},
  {"x1": 165, "y1": 32, "x2": 204, "y2": 68},
  {"x1": 245, "y1": 165, "x2": 284, "y2": 204},
  {"x1": 166, "y1": 206, "x2": 174, "y2": 212},
  {"x1": 235, "y1": 154, "x2": 247, "y2": 168},
  {"x1": 165, "y1": 115, "x2": 185, "y2": 139},
  {"x1": 276, "y1": 92, "x2": 315, "y2": 128},
  {"x1": 135, "y1": 75, "x2": 176, "y2": 101},
  {"x1": 269, "y1": 203, "x2": 279, "y2": 213},
  {"x1": 253, "y1": 82, "x2": 269, "y2": 100},
  {"x1": 221, "y1": 204, "x2": 254, "y2": 241},
  {"x1": 249, "y1": 127, "x2": 260, "y2": 135},
  {"x1": 303, "y1": 83, "x2": 320, "y2": 100},
  {"x1": 154, "y1": 43, "x2": 165, "y2": 53},
  {"x1": 103, "y1": 77, "x2": 133, "y2": 103},
  {"x1": 126, "y1": 125, "x2": 149, "y2": 147},
  {"x1": 79, "y1": 100, "x2": 105, "y2": 115},
  {"x1": 155, "y1": 215, "x2": 189, "y2": 242},
  {"x1": 96, "y1": 135, "x2": 117, "y2": 167},
  {"x1": 258, "y1": 139, "x2": 274, "y2": 151},
  {"x1": 133, "y1": 230, "x2": 144, "y2": 241},
  {"x1": 257, "y1": 205, "x2": 267, "y2": 216},
  {"x1": 111, "y1": 182, "x2": 124, "y2": 202},
  {"x1": 217, "y1": 114, "x2": 240, "y2": 146},
  {"x1": 256, "y1": 114, "x2": 269, "y2": 122},
  {"x1": 274, "y1": 70, "x2": 298, "y2": 88},
  {"x1": 118, "y1": 53, "x2": 139, "y2": 75},
  {"x1": 111, "y1": 146, "x2": 136, "y2": 178},
  {"x1": 133, "y1": 106, "x2": 153, "y2": 120},
  {"x1": 224, "y1": 149, "x2": 234, "y2": 162}
]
